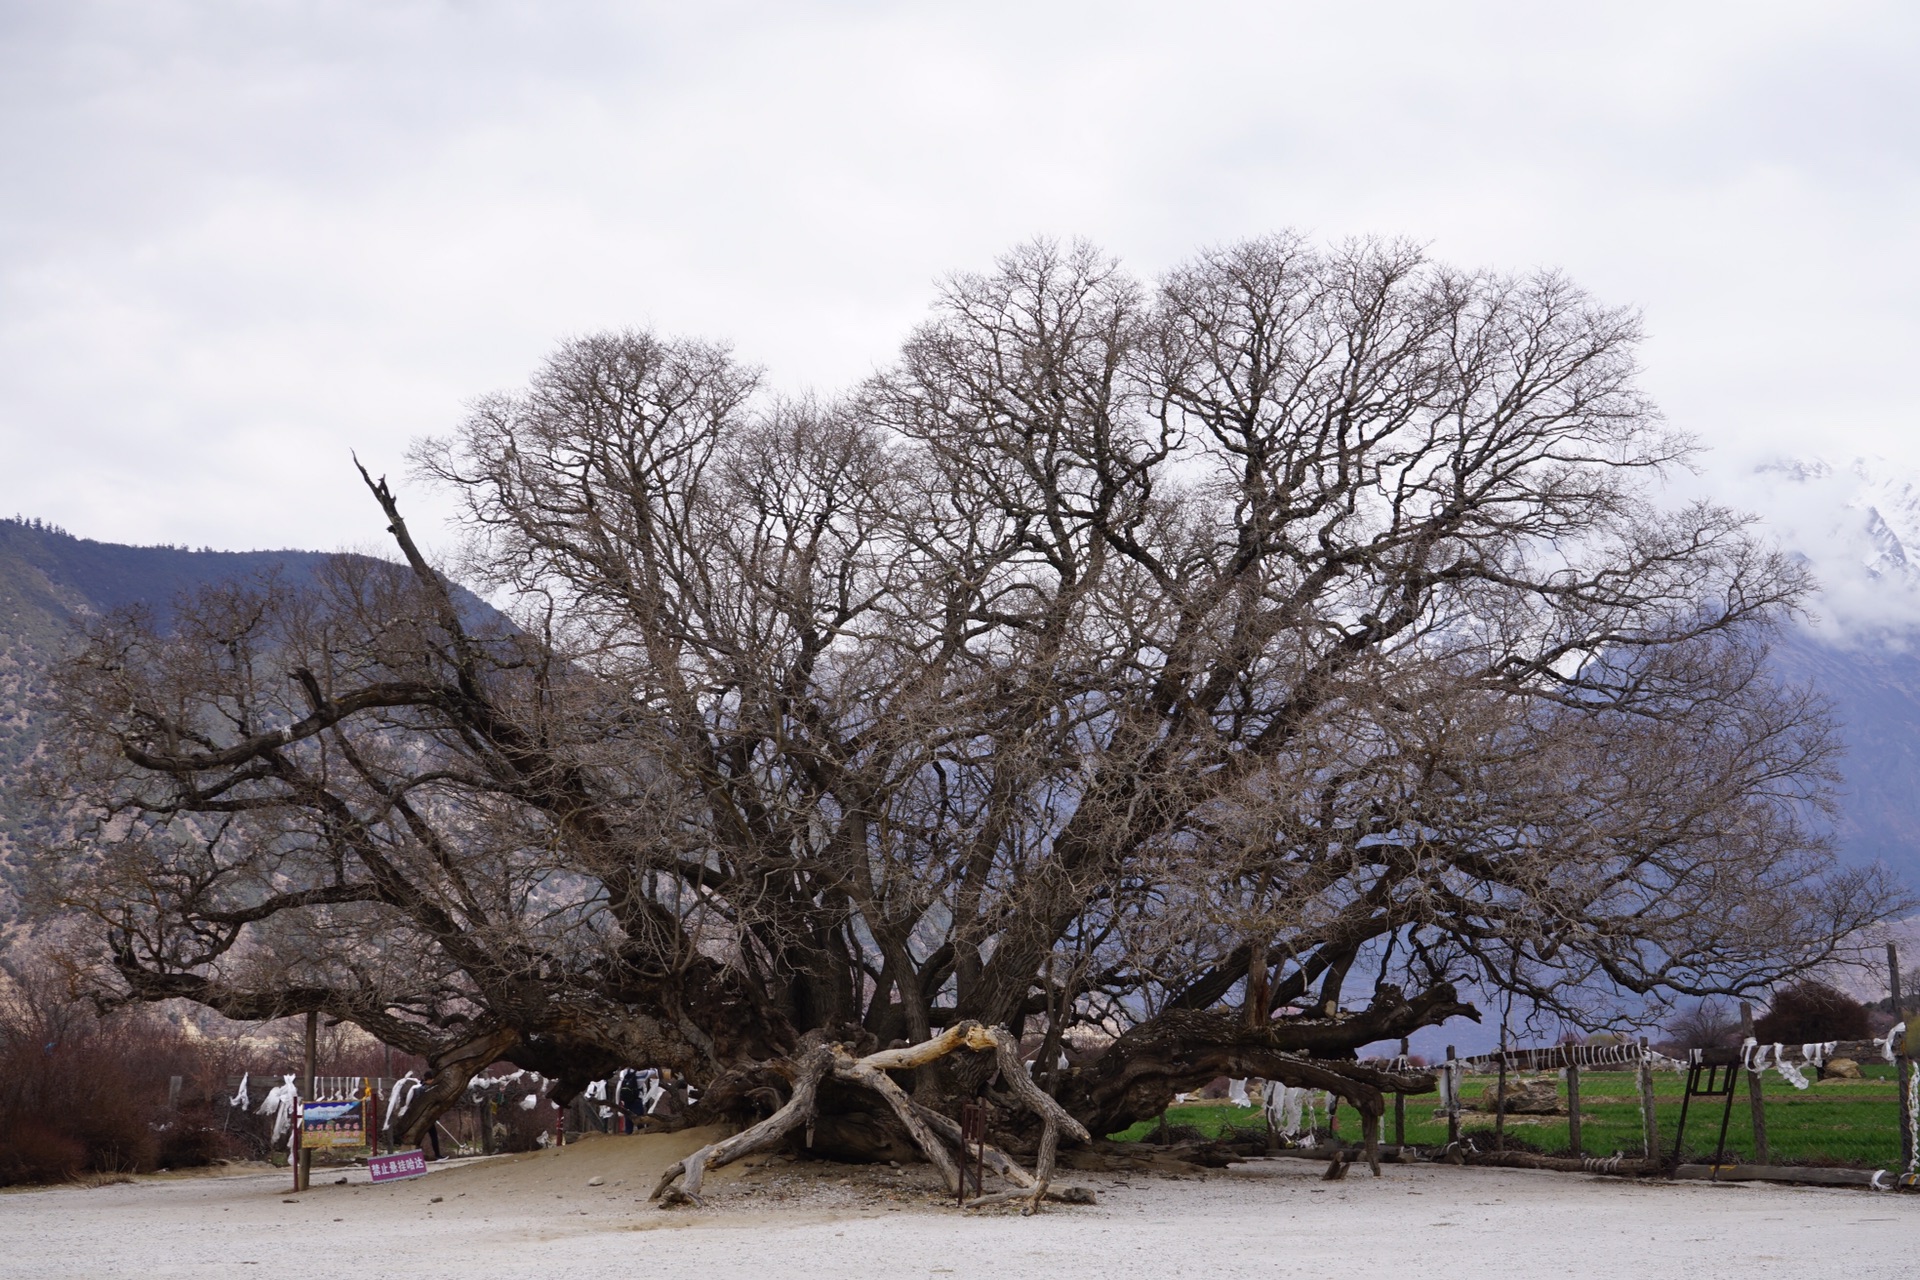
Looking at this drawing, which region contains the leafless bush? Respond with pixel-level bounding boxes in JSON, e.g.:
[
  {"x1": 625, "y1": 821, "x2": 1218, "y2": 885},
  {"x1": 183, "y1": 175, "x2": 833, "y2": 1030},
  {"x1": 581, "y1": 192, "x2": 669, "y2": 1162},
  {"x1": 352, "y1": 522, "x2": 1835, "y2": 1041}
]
[
  {"x1": 0, "y1": 949, "x2": 251, "y2": 1184},
  {"x1": 1660, "y1": 997, "x2": 1745, "y2": 1051}
]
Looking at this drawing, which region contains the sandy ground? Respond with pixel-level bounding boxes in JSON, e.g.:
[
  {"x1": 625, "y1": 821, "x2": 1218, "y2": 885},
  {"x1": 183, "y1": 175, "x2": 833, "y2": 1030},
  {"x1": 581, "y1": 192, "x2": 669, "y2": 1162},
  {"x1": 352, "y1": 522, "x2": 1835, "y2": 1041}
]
[{"x1": 2, "y1": 1132, "x2": 1914, "y2": 1280}]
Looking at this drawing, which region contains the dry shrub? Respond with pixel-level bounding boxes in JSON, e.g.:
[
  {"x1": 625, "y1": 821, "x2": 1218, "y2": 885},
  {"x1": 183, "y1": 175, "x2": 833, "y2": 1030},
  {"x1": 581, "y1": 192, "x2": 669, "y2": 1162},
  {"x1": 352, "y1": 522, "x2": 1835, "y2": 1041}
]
[
  {"x1": 1754, "y1": 981, "x2": 1871, "y2": 1044},
  {"x1": 1660, "y1": 996, "x2": 1745, "y2": 1052},
  {"x1": 2, "y1": 1122, "x2": 86, "y2": 1183},
  {"x1": 0, "y1": 952, "x2": 248, "y2": 1185}
]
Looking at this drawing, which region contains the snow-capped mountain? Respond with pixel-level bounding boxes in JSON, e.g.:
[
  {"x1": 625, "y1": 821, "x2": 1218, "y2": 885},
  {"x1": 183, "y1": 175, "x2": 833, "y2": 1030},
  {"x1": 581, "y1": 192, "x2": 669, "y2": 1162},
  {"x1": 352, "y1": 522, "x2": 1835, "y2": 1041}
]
[
  {"x1": 1742, "y1": 456, "x2": 1920, "y2": 635},
  {"x1": 1731, "y1": 457, "x2": 1920, "y2": 892}
]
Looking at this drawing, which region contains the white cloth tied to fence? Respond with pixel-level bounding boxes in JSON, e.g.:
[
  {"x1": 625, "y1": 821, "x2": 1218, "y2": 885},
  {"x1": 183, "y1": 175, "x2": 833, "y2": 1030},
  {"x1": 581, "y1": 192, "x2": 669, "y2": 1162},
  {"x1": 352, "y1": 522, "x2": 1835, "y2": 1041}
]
[
  {"x1": 467, "y1": 1067, "x2": 550, "y2": 1104},
  {"x1": 626, "y1": 1068, "x2": 664, "y2": 1115},
  {"x1": 229, "y1": 1072, "x2": 250, "y2": 1110},
  {"x1": 575, "y1": 1068, "x2": 670, "y2": 1121},
  {"x1": 1262, "y1": 1083, "x2": 1335, "y2": 1142},
  {"x1": 383, "y1": 1072, "x2": 421, "y2": 1131},
  {"x1": 1739, "y1": 1037, "x2": 1814, "y2": 1089},
  {"x1": 257, "y1": 1074, "x2": 299, "y2": 1142},
  {"x1": 1908, "y1": 1064, "x2": 1920, "y2": 1175},
  {"x1": 1773, "y1": 1049, "x2": 1810, "y2": 1091},
  {"x1": 1263, "y1": 1083, "x2": 1305, "y2": 1136},
  {"x1": 1227, "y1": 1078, "x2": 1250, "y2": 1107},
  {"x1": 1432, "y1": 1042, "x2": 1674, "y2": 1076},
  {"x1": 1882, "y1": 1023, "x2": 1906, "y2": 1064}
]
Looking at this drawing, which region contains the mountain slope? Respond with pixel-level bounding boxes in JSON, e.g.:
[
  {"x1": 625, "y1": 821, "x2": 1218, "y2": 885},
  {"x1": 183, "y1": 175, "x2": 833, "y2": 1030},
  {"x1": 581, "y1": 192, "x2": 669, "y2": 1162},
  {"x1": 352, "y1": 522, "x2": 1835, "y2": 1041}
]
[
  {"x1": 1716, "y1": 456, "x2": 1920, "y2": 892},
  {"x1": 0, "y1": 519, "x2": 373, "y2": 910},
  {"x1": 1769, "y1": 627, "x2": 1920, "y2": 887}
]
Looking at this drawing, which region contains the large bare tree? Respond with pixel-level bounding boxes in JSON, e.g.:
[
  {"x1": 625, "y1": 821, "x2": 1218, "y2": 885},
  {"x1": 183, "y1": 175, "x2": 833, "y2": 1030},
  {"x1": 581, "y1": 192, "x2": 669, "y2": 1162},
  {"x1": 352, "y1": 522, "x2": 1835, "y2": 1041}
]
[{"x1": 35, "y1": 236, "x2": 1896, "y2": 1183}]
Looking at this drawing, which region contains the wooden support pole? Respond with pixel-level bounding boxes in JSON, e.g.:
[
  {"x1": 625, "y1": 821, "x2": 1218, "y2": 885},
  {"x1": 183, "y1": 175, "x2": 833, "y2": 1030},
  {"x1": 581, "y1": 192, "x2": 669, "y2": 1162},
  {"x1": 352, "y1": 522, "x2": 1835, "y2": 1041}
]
[
  {"x1": 1393, "y1": 1038, "x2": 1408, "y2": 1149},
  {"x1": 298, "y1": 1010, "x2": 316, "y2": 1193},
  {"x1": 1494, "y1": 1048, "x2": 1508, "y2": 1152},
  {"x1": 1637, "y1": 1037, "x2": 1659, "y2": 1162},
  {"x1": 1565, "y1": 1046, "x2": 1582, "y2": 1159},
  {"x1": 1740, "y1": 1000, "x2": 1769, "y2": 1164},
  {"x1": 1890, "y1": 942, "x2": 1911, "y2": 1172},
  {"x1": 1445, "y1": 1045, "x2": 1459, "y2": 1146}
]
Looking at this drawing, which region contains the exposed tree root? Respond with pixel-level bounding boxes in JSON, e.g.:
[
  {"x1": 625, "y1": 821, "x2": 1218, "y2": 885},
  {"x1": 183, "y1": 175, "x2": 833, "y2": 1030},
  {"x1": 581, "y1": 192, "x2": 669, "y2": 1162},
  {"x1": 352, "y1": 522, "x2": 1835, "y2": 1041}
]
[
  {"x1": 651, "y1": 1022, "x2": 1093, "y2": 1213},
  {"x1": 653, "y1": 1043, "x2": 834, "y2": 1206},
  {"x1": 912, "y1": 1105, "x2": 1028, "y2": 1179},
  {"x1": 962, "y1": 1185, "x2": 1098, "y2": 1209}
]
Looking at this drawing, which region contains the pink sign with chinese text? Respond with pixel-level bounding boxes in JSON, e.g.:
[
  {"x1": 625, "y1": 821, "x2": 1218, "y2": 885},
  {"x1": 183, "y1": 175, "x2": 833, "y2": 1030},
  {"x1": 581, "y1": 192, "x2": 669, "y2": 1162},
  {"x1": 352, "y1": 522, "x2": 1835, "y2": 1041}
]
[{"x1": 369, "y1": 1150, "x2": 428, "y2": 1182}]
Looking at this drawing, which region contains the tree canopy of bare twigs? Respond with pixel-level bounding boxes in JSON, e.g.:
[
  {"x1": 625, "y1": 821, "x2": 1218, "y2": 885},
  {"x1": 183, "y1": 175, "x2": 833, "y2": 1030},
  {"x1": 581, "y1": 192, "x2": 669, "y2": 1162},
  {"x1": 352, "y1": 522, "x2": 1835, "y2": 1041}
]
[{"x1": 33, "y1": 235, "x2": 1899, "y2": 1154}]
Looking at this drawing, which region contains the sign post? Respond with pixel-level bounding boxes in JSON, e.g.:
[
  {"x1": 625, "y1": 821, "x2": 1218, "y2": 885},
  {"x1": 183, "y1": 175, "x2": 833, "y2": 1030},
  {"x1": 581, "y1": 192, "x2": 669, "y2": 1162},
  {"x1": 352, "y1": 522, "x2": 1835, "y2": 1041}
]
[
  {"x1": 300, "y1": 1099, "x2": 367, "y2": 1151},
  {"x1": 298, "y1": 1012, "x2": 317, "y2": 1193}
]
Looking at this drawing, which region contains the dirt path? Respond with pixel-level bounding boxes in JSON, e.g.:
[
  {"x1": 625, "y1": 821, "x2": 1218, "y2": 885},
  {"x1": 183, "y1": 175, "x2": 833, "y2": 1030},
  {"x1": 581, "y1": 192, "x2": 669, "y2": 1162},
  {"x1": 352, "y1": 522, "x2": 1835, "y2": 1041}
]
[{"x1": 2, "y1": 1135, "x2": 1912, "y2": 1280}]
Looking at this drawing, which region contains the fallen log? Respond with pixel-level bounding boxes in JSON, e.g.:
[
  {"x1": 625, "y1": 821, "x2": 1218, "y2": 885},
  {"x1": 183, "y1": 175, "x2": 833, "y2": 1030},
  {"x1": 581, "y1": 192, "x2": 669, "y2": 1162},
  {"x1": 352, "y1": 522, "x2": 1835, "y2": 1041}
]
[
  {"x1": 1456, "y1": 1149, "x2": 1896, "y2": 1189},
  {"x1": 1670, "y1": 1163, "x2": 1892, "y2": 1188},
  {"x1": 1458, "y1": 1149, "x2": 1654, "y2": 1176}
]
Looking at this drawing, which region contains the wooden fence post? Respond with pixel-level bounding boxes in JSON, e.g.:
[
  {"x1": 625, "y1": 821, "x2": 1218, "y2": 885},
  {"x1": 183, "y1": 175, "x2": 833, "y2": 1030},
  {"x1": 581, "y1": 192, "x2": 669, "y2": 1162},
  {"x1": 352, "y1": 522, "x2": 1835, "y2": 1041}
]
[
  {"x1": 1740, "y1": 1000, "x2": 1768, "y2": 1164},
  {"x1": 298, "y1": 1010, "x2": 316, "y2": 1193},
  {"x1": 1393, "y1": 1037, "x2": 1407, "y2": 1150},
  {"x1": 1890, "y1": 943, "x2": 1910, "y2": 1172},
  {"x1": 1445, "y1": 1044, "x2": 1459, "y2": 1146},
  {"x1": 1637, "y1": 1037, "x2": 1658, "y2": 1162},
  {"x1": 1494, "y1": 1048, "x2": 1508, "y2": 1152},
  {"x1": 1565, "y1": 1046, "x2": 1582, "y2": 1159}
]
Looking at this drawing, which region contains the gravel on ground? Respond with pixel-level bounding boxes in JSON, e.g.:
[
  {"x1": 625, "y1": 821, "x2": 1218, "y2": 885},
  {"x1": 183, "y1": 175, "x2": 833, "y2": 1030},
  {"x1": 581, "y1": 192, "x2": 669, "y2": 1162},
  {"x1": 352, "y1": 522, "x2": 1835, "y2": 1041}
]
[{"x1": 1, "y1": 1130, "x2": 1911, "y2": 1280}]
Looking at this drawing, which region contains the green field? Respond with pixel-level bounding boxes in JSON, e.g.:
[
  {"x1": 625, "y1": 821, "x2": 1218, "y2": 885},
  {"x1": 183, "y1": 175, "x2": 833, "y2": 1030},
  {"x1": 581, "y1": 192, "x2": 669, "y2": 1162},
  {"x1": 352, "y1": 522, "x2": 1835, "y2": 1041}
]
[{"x1": 1108, "y1": 1066, "x2": 1909, "y2": 1168}]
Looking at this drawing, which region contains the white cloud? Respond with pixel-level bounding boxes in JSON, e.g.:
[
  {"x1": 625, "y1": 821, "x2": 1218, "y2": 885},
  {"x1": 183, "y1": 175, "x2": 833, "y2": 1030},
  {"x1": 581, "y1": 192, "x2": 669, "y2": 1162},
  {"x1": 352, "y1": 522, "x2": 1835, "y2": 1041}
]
[
  {"x1": 1709, "y1": 456, "x2": 1920, "y2": 639},
  {"x1": 2, "y1": 1, "x2": 1917, "y2": 555}
]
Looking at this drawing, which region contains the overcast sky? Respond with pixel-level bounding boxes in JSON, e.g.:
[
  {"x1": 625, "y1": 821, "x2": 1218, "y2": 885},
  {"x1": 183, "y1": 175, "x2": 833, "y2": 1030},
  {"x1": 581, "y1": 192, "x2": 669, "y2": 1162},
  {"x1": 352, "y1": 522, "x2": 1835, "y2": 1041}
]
[{"x1": 3, "y1": 1, "x2": 1916, "y2": 561}]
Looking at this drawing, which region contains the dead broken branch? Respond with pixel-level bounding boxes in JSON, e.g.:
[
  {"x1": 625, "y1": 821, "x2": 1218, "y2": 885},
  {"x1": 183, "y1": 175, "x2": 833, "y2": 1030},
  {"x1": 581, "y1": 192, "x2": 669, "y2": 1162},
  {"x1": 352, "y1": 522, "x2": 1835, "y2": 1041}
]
[{"x1": 652, "y1": 1023, "x2": 1091, "y2": 1212}]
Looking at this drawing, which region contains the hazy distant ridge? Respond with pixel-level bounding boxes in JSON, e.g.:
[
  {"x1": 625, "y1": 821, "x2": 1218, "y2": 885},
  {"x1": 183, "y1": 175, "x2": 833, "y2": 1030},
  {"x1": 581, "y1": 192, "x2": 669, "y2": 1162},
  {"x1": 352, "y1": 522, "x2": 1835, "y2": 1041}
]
[{"x1": 0, "y1": 520, "x2": 349, "y2": 910}]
